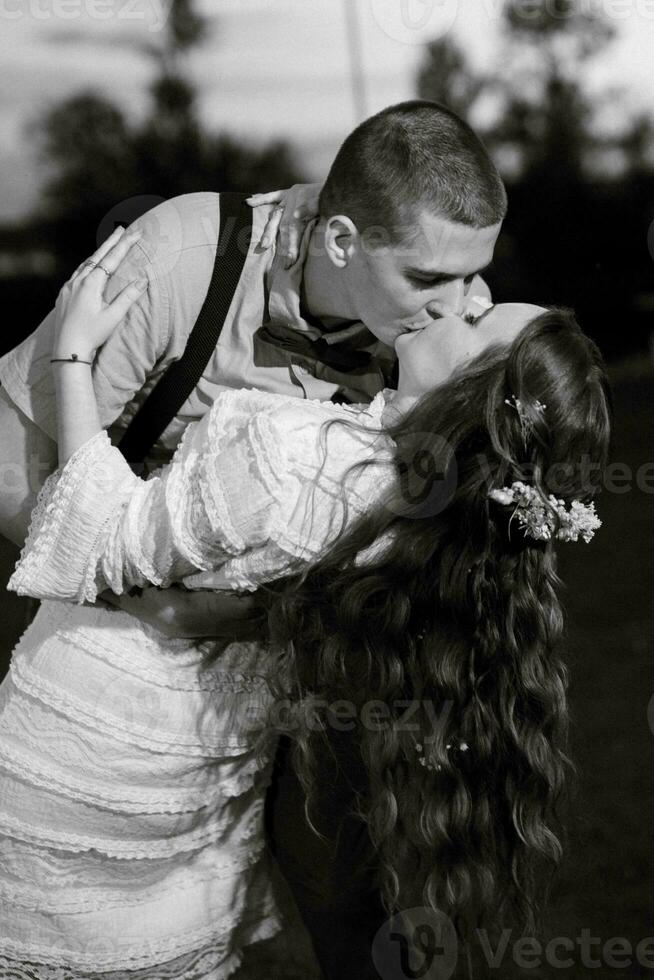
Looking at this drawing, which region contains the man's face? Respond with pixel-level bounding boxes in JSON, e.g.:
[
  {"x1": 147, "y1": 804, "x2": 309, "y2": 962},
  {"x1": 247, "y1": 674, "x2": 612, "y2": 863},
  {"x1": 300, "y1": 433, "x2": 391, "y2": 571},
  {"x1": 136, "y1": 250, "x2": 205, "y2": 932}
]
[{"x1": 348, "y1": 209, "x2": 502, "y2": 348}]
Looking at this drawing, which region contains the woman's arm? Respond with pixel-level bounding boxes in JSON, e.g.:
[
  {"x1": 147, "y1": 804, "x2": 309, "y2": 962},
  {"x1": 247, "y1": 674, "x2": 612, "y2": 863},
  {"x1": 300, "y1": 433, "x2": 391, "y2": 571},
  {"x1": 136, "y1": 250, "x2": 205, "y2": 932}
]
[
  {"x1": 9, "y1": 246, "x2": 282, "y2": 607},
  {"x1": 51, "y1": 226, "x2": 146, "y2": 464}
]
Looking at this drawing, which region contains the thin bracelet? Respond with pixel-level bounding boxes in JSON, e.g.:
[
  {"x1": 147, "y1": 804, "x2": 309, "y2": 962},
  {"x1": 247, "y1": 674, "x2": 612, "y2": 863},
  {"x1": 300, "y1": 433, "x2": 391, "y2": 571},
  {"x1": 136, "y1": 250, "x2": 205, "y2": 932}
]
[{"x1": 50, "y1": 354, "x2": 93, "y2": 365}]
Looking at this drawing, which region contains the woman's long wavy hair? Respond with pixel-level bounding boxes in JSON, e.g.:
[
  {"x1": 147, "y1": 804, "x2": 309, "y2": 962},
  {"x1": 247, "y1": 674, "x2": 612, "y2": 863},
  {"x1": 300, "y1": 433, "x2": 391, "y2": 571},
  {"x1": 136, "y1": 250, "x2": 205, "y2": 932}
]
[{"x1": 262, "y1": 308, "x2": 612, "y2": 939}]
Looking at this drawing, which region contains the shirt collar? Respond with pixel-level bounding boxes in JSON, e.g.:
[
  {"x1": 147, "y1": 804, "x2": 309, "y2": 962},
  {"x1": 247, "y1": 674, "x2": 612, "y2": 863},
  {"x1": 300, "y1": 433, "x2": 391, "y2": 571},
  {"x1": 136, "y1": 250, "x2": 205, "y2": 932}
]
[{"x1": 267, "y1": 217, "x2": 378, "y2": 350}]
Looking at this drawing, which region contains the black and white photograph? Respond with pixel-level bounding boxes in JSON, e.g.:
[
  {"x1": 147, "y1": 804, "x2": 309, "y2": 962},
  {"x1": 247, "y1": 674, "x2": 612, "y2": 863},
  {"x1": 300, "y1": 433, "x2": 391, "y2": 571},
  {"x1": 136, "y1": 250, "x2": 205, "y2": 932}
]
[{"x1": 0, "y1": 1, "x2": 652, "y2": 977}]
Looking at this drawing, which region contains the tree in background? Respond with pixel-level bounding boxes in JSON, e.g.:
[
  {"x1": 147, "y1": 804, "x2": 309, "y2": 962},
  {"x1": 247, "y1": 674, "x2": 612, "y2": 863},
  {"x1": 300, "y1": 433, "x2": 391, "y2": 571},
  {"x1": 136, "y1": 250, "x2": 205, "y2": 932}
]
[
  {"x1": 417, "y1": 0, "x2": 654, "y2": 359},
  {"x1": 416, "y1": 38, "x2": 485, "y2": 122},
  {"x1": 26, "y1": 0, "x2": 303, "y2": 285}
]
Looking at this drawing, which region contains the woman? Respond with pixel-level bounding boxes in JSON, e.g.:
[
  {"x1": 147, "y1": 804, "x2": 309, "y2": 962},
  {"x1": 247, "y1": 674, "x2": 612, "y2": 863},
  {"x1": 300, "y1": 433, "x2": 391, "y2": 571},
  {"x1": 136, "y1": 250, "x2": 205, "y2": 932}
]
[{"x1": 0, "y1": 228, "x2": 611, "y2": 975}]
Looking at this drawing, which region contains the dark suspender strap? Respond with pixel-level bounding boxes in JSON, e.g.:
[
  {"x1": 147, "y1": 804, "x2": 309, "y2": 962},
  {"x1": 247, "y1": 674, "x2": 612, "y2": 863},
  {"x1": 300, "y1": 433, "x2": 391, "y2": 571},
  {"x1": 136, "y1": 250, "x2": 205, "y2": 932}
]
[{"x1": 118, "y1": 192, "x2": 252, "y2": 465}]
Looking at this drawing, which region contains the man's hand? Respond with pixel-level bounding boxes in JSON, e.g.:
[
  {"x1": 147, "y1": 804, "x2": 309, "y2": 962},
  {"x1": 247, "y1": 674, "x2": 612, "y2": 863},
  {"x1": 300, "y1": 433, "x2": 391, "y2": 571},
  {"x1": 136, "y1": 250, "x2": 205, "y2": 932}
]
[
  {"x1": 247, "y1": 183, "x2": 322, "y2": 268},
  {"x1": 98, "y1": 585, "x2": 267, "y2": 642}
]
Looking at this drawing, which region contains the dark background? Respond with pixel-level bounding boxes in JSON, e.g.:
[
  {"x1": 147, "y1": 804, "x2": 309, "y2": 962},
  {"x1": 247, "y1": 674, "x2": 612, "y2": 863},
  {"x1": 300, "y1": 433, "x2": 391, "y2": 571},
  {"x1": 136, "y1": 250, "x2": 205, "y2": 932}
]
[{"x1": 0, "y1": 2, "x2": 652, "y2": 976}]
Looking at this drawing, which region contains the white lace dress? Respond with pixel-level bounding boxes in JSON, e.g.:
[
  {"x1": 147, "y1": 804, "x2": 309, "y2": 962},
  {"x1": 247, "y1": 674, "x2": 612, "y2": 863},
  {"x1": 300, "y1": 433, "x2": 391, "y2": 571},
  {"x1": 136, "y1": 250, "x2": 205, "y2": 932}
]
[{"x1": 0, "y1": 387, "x2": 396, "y2": 980}]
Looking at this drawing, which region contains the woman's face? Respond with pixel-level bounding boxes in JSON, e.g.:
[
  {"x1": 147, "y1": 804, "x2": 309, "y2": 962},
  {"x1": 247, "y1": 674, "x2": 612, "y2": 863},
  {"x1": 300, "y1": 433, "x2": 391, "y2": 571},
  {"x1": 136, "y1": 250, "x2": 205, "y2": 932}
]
[{"x1": 394, "y1": 303, "x2": 547, "y2": 398}]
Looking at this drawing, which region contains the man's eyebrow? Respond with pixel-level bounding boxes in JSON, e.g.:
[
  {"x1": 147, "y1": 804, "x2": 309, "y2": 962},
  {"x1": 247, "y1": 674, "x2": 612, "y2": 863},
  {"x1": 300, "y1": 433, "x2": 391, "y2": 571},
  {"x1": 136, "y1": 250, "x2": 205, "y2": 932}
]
[
  {"x1": 404, "y1": 267, "x2": 454, "y2": 280},
  {"x1": 405, "y1": 262, "x2": 492, "y2": 280}
]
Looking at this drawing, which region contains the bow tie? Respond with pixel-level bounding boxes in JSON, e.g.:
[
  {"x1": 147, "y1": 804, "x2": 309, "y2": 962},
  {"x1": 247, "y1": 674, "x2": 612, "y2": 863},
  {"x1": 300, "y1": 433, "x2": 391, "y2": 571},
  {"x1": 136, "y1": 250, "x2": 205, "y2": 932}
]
[{"x1": 253, "y1": 321, "x2": 395, "y2": 403}]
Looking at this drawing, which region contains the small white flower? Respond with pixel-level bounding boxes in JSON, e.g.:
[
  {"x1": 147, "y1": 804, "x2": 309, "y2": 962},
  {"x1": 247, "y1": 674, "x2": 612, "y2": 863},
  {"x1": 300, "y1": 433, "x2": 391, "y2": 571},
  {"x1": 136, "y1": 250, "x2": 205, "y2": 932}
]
[
  {"x1": 489, "y1": 488, "x2": 516, "y2": 507},
  {"x1": 488, "y1": 481, "x2": 602, "y2": 544}
]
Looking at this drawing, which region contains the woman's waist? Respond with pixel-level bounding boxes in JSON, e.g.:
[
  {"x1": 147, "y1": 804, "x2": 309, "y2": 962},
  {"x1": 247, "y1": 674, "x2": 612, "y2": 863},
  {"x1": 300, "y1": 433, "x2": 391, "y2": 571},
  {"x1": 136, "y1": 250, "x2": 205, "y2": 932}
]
[
  {"x1": 20, "y1": 599, "x2": 278, "y2": 684},
  {"x1": 6, "y1": 602, "x2": 277, "y2": 757}
]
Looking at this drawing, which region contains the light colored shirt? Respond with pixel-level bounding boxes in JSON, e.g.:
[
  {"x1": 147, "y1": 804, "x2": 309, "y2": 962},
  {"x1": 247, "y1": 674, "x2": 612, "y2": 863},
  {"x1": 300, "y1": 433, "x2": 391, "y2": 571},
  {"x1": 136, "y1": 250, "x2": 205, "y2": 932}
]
[{"x1": 0, "y1": 193, "x2": 391, "y2": 469}]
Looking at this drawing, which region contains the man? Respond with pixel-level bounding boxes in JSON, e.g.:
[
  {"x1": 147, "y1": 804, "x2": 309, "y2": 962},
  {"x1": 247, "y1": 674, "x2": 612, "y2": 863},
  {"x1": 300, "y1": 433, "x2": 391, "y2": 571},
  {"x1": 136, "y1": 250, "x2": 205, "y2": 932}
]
[{"x1": 0, "y1": 100, "x2": 506, "y2": 977}]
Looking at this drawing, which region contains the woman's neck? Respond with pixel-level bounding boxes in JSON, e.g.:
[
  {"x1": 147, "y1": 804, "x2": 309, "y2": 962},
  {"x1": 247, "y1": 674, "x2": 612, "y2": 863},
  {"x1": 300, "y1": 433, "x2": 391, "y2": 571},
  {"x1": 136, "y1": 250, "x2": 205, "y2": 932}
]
[{"x1": 381, "y1": 390, "x2": 419, "y2": 427}]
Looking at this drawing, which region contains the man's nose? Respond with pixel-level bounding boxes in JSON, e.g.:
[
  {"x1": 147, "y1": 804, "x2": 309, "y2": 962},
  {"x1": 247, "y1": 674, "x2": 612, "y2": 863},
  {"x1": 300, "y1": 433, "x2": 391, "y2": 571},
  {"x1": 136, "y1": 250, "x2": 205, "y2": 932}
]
[{"x1": 425, "y1": 279, "x2": 466, "y2": 319}]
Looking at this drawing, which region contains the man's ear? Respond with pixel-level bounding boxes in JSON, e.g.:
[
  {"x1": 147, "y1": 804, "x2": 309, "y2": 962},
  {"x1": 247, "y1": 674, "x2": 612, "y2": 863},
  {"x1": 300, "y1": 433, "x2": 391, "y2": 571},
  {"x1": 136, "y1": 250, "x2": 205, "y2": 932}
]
[{"x1": 324, "y1": 215, "x2": 358, "y2": 269}]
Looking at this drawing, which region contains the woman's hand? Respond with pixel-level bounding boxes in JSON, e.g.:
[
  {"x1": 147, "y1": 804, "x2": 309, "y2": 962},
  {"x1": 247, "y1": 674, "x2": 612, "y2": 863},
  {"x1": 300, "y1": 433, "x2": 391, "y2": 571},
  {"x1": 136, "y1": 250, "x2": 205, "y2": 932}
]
[
  {"x1": 247, "y1": 182, "x2": 322, "y2": 268},
  {"x1": 53, "y1": 226, "x2": 146, "y2": 361}
]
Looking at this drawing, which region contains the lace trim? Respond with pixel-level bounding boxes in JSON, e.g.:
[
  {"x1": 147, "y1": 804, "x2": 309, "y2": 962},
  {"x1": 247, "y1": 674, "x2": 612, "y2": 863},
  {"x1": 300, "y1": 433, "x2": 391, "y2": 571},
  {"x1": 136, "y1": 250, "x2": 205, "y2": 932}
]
[
  {"x1": 0, "y1": 740, "x2": 269, "y2": 814},
  {"x1": 0, "y1": 693, "x2": 271, "y2": 801},
  {"x1": 0, "y1": 793, "x2": 266, "y2": 861},
  {"x1": 130, "y1": 420, "x2": 202, "y2": 588},
  {"x1": 0, "y1": 901, "x2": 282, "y2": 973},
  {"x1": 248, "y1": 408, "x2": 393, "y2": 560},
  {"x1": 55, "y1": 626, "x2": 273, "y2": 694},
  {"x1": 0, "y1": 835, "x2": 235, "y2": 890},
  {"x1": 156, "y1": 419, "x2": 209, "y2": 573},
  {"x1": 34, "y1": 599, "x2": 271, "y2": 683},
  {"x1": 0, "y1": 840, "x2": 266, "y2": 913},
  {"x1": 200, "y1": 392, "x2": 275, "y2": 555},
  {"x1": 9, "y1": 659, "x2": 258, "y2": 757},
  {"x1": 8, "y1": 432, "x2": 133, "y2": 604}
]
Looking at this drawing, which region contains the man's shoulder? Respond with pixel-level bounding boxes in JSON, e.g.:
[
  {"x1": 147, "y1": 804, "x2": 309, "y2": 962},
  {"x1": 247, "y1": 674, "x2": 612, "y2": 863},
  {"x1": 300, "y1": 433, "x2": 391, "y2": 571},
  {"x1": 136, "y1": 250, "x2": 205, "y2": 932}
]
[
  {"x1": 130, "y1": 192, "x2": 223, "y2": 269},
  {"x1": 130, "y1": 190, "x2": 269, "y2": 288}
]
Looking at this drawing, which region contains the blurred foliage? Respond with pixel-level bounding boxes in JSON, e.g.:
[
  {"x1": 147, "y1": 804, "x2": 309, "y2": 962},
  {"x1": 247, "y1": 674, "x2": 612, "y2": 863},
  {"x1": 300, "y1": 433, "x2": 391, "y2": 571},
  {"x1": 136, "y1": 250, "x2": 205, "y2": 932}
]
[
  {"x1": 418, "y1": 0, "x2": 654, "y2": 360},
  {"x1": 17, "y1": 0, "x2": 303, "y2": 285},
  {"x1": 416, "y1": 38, "x2": 484, "y2": 121},
  {"x1": 2, "y1": 0, "x2": 653, "y2": 362}
]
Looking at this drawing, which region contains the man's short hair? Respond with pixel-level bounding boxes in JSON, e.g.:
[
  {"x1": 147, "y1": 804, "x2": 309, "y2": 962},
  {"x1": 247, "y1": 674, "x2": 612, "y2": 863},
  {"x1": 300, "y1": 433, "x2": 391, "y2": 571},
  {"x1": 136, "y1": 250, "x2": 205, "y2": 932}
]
[{"x1": 319, "y1": 100, "x2": 507, "y2": 245}]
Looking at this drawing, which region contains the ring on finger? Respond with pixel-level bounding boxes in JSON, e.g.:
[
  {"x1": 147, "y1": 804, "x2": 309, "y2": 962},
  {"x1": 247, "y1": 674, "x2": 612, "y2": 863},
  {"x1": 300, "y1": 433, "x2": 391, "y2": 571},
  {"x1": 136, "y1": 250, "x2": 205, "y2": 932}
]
[
  {"x1": 82, "y1": 260, "x2": 97, "y2": 269},
  {"x1": 95, "y1": 263, "x2": 111, "y2": 277}
]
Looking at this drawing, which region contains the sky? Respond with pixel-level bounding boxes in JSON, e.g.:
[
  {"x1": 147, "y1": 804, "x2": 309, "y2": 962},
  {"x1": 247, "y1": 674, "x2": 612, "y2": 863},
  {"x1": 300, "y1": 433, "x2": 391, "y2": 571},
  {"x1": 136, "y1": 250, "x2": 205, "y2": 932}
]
[{"x1": 0, "y1": 0, "x2": 653, "y2": 221}]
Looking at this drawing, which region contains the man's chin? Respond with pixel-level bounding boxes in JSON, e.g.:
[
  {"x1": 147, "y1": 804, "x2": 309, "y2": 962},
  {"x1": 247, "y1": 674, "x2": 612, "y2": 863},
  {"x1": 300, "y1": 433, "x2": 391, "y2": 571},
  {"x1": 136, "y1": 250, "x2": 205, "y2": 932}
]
[{"x1": 369, "y1": 324, "x2": 408, "y2": 349}]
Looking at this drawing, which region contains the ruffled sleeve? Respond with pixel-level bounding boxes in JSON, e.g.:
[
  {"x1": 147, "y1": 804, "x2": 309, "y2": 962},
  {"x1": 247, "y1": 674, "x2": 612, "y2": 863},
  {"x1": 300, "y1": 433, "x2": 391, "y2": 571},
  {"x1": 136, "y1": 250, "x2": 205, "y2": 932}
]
[
  {"x1": 234, "y1": 395, "x2": 396, "y2": 564},
  {"x1": 8, "y1": 431, "x2": 138, "y2": 603},
  {"x1": 8, "y1": 390, "x2": 282, "y2": 604},
  {"x1": 8, "y1": 387, "x2": 397, "y2": 604}
]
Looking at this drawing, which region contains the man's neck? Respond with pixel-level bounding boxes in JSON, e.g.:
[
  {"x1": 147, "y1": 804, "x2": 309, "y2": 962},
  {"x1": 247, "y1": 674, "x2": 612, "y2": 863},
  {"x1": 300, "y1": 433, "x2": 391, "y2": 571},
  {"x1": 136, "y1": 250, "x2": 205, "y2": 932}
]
[{"x1": 301, "y1": 222, "x2": 358, "y2": 327}]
